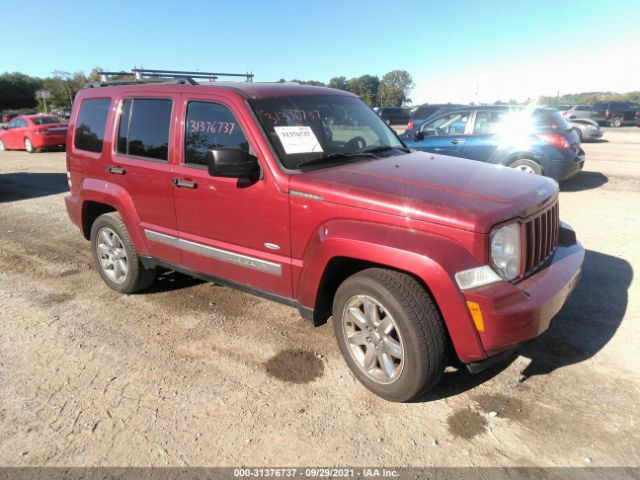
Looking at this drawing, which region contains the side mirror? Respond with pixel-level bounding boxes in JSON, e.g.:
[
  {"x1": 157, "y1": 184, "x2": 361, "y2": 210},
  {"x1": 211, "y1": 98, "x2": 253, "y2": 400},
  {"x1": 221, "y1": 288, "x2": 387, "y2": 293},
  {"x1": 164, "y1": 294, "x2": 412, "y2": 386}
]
[
  {"x1": 207, "y1": 148, "x2": 260, "y2": 179},
  {"x1": 414, "y1": 130, "x2": 425, "y2": 141}
]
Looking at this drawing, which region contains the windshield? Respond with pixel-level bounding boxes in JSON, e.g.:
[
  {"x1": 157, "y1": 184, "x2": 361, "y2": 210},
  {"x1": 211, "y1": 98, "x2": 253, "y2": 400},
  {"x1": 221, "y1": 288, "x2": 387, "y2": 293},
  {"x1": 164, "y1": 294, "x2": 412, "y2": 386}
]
[
  {"x1": 249, "y1": 95, "x2": 404, "y2": 170},
  {"x1": 31, "y1": 116, "x2": 63, "y2": 125}
]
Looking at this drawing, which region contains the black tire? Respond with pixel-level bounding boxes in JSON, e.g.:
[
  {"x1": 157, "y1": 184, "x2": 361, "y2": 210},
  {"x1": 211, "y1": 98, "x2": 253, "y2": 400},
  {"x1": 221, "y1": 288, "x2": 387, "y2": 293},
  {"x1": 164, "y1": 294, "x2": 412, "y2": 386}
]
[
  {"x1": 610, "y1": 116, "x2": 622, "y2": 128},
  {"x1": 509, "y1": 158, "x2": 543, "y2": 175},
  {"x1": 332, "y1": 268, "x2": 447, "y2": 402},
  {"x1": 90, "y1": 212, "x2": 156, "y2": 293}
]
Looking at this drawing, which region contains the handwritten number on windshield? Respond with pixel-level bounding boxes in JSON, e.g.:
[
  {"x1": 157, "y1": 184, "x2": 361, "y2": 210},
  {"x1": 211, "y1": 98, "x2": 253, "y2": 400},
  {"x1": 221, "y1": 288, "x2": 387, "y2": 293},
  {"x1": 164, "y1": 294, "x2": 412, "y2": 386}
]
[{"x1": 189, "y1": 120, "x2": 236, "y2": 134}]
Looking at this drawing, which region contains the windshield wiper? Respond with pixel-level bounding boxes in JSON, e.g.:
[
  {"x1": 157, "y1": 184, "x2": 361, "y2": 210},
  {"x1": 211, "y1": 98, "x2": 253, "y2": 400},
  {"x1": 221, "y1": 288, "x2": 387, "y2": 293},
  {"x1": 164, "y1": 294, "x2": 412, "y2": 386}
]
[
  {"x1": 361, "y1": 145, "x2": 411, "y2": 154},
  {"x1": 297, "y1": 151, "x2": 375, "y2": 169}
]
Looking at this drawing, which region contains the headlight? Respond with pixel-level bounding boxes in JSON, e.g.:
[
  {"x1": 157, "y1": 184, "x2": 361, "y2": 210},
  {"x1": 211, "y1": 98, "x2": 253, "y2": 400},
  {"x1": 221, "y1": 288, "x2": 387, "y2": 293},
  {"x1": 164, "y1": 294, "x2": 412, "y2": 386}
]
[{"x1": 490, "y1": 223, "x2": 522, "y2": 281}]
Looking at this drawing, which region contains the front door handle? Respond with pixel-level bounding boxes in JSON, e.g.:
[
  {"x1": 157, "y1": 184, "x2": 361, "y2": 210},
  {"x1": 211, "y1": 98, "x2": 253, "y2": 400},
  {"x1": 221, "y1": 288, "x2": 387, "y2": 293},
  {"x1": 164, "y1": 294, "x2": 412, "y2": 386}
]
[
  {"x1": 172, "y1": 178, "x2": 197, "y2": 189},
  {"x1": 450, "y1": 139, "x2": 462, "y2": 145},
  {"x1": 106, "y1": 165, "x2": 125, "y2": 175}
]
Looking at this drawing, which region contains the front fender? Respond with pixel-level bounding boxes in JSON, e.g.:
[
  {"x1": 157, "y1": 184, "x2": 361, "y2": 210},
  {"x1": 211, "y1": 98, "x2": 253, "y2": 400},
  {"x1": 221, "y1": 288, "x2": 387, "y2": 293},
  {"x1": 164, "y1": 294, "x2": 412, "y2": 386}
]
[
  {"x1": 296, "y1": 220, "x2": 488, "y2": 362},
  {"x1": 78, "y1": 178, "x2": 149, "y2": 256}
]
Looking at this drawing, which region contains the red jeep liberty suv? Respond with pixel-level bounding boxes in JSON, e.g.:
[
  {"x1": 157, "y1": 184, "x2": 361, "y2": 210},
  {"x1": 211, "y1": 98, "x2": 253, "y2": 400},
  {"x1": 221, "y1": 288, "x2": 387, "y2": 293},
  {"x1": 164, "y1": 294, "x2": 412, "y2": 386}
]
[{"x1": 65, "y1": 73, "x2": 584, "y2": 401}]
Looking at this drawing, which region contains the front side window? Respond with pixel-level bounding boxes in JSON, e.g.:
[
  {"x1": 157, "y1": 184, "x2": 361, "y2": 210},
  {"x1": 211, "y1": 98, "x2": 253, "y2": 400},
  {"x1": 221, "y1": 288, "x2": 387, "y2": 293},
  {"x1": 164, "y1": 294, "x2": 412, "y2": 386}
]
[
  {"x1": 16, "y1": 119, "x2": 28, "y2": 128},
  {"x1": 250, "y1": 94, "x2": 404, "y2": 170},
  {"x1": 423, "y1": 111, "x2": 471, "y2": 135},
  {"x1": 117, "y1": 98, "x2": 172, "y2": 161},
  {"x1": 6, "y1": 119, "x2": 18, "y2": 129},
  {"x1": 184, "y1": 101, "x2": 250, "y2": 167},
  {"x1": 75, "y1": 98, "x2": 111, "y2": 153}
]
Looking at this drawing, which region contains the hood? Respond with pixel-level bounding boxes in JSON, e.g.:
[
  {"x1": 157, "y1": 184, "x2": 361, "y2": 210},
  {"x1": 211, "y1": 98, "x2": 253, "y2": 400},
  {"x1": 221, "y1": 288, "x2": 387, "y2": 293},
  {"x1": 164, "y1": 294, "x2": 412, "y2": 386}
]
[{"x1": 289, "y1": 151, "x2": 558, "y2": 233}]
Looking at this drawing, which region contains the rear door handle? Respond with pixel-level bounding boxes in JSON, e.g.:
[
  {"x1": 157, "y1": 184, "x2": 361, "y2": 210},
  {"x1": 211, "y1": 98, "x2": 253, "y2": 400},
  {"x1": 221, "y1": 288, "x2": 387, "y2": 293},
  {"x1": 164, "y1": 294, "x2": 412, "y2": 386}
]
[
  {"x1": 106, "y1": 165, "x2": 125, "y2": 175},
  {"x1": 450, "y1": 139, "x2": 462, "y2": 145},
  {"x1": 172, "y1": 178, "x2": 197, "y2": 189}
]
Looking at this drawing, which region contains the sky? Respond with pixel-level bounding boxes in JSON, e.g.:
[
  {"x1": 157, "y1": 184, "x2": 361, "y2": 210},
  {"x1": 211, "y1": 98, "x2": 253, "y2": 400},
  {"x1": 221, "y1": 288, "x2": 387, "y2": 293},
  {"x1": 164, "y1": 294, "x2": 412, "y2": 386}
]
[{"x1": 1, "y1": 0, "x2": 639, "y2": 104}]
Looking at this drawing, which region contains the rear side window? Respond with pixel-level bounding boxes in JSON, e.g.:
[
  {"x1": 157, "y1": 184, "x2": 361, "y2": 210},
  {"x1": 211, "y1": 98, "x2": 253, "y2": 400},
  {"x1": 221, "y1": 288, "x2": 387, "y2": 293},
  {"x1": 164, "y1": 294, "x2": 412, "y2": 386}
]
[
  {"x1": 75, "y1": 98, "x2": 110, "y2": 153},
  {"x1": 117, "y1": 98, "x2": 172, "y2": 161},
  {"x1": 184, "y1": 101, "x2": 250, "y2": 167}
]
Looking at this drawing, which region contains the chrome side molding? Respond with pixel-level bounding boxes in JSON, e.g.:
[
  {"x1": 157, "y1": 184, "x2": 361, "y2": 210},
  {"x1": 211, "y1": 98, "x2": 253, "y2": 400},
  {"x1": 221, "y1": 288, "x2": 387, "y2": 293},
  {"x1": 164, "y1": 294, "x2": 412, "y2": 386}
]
[{"x1": 144, "y1": 229, "x2": 282, "y2": 276}]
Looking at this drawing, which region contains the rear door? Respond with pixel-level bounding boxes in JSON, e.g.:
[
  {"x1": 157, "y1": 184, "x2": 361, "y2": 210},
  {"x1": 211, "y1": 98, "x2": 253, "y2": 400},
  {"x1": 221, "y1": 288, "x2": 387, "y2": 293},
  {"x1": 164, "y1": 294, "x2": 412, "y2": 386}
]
[
  {"x1": 109, "y1": 95, "x2": 181, "y2": 264},
  {"x1": 410, "y1": 110, "x2": 471, "y2": 156},
  {"x1": 462, "y1": 110, "x2": 507, "y2": 163}
]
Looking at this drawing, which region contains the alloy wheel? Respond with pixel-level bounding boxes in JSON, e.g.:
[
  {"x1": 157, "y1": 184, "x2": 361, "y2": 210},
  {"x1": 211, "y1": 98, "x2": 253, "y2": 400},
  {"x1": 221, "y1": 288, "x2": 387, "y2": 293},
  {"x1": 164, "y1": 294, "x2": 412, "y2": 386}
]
[
  {"x1": 514, "y1": 164, "x2": 536, "y2": 174},
  {"x1": 342, "y1": 294, "x2": 404, "y2": 384},
  {"x1": 96, "y1": 227, "x2": 129, "y2": 284}
]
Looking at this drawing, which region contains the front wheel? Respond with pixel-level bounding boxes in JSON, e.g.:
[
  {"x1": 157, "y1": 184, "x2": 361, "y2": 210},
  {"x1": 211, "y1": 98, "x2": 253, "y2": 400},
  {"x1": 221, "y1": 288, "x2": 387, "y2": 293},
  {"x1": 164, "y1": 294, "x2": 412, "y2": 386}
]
[
  {"x1": 510, "y1": 158, "x2": 543, "y2": 175},
  {"x1": 0, "y1": 139, "x2": 6, "y2": 151},
  {"x1": 333, "y1": 268, "x2": 447, "y2": 402},
  {"x1": 90, "y1": 212, "x2": 156, "y2": 293}
]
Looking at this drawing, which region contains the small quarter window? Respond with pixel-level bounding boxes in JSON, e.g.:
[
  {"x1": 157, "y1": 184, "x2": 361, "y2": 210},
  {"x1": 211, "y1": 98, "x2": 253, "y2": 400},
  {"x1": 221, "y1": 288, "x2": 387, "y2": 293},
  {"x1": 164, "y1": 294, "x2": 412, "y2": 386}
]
[
  {"x1": 74, "y1": 98, "x2": 111, "y2": 153},
  {"x1": 117, "y1": 98, "x2": 172, "y2": 161},
  {"x1": 184, "y1": 101, "x2": 251, "y2": 167}
]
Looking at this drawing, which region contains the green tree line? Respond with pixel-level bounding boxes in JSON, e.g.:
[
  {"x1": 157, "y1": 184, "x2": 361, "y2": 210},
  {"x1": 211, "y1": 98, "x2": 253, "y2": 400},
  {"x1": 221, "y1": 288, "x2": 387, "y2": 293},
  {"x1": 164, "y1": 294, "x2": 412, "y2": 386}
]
[
  {"x1": 283, "y1": 69, "x2": 415, "y2": 108},
  {"x1": 539, "y1": 91, "x2": 640, "y2": 106},
  {"x1": 0, "y1": 68, "x2": 104, "y2": 111}
]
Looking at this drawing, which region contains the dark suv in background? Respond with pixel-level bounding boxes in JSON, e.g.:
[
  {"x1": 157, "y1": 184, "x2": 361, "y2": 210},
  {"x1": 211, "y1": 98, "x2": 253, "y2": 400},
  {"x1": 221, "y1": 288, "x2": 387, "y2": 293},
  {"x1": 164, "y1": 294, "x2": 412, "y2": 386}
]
[
  {"x1": 592, "y1": 101, "x2": 640, "y2": 127},
  {"x1": 377, "y1": 107, "x2": 411, "y2": 125}
]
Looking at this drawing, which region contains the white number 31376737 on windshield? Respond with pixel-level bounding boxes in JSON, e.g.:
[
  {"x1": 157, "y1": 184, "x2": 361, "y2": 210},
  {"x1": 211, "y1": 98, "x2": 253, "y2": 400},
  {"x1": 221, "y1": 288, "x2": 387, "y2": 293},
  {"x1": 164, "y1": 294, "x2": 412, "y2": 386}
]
[{"x1": 274, "y1": 126, "x2": 324, "y2": 154}]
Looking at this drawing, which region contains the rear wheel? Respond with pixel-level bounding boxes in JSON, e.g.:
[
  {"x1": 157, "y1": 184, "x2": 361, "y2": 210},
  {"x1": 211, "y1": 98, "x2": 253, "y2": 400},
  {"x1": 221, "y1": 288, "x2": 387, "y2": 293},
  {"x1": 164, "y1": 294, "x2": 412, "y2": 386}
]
[
  {"x1": 332, "y1": 268, "x2": 447, "y2": 402},
  {"x1": 24, "y1": 137, "x2": 36, "y2": 153},
  {"x1": 510, "y1": 158, "x2": 543, "y2": 175},
  {"x1": 90, "y1": 212, "x2": 156, "y2": 293},
  {"x1": 610, "y1": 116, "x2": 622, "y2": 128}
]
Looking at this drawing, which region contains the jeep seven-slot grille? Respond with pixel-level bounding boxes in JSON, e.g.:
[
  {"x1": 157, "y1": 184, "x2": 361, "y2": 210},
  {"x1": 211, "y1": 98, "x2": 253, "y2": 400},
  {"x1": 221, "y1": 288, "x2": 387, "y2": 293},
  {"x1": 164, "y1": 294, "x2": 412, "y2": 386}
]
[{"x1": 524, "y1": 202, "x2": 559, "y2": 276}]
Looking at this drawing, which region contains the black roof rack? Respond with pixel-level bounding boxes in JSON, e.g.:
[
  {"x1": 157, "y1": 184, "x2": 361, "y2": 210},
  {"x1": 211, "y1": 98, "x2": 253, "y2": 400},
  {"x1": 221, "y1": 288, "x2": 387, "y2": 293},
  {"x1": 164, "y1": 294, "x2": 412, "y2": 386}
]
[{"x1": 88, "y1": 68, "x2": 254, "y2": 88}]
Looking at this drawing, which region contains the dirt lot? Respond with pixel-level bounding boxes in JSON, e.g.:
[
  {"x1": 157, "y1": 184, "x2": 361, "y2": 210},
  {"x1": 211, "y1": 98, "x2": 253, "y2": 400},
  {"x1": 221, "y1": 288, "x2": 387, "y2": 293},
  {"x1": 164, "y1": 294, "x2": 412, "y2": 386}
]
[{"x1": 0, "y1": 129, "x2": 639, "y2": 467}]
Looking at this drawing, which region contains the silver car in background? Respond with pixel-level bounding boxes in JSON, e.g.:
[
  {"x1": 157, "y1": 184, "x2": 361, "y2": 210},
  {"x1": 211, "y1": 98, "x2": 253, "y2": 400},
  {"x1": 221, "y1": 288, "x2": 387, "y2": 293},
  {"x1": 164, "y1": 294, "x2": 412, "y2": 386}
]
[
  {"x1": 570, "y1": 118, "x2": 603, "y2": 142},
  {"x1": 556, "y1": 105, "x2": 597, "y2": 120}
]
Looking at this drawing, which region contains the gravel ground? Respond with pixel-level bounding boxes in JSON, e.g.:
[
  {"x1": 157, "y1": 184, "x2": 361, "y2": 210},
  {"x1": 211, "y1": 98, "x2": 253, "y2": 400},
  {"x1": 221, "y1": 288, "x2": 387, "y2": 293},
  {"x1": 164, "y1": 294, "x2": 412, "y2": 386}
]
[{"x1": 0, "y1": 129, "x2": 639, "y2": 467}]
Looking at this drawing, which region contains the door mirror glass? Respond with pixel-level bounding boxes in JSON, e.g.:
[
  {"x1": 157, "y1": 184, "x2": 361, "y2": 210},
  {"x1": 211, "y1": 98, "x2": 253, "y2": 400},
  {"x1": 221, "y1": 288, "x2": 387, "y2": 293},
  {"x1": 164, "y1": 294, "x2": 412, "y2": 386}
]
[{"x1": 207, "y1": 148, "x2": 260, "y2": 179}]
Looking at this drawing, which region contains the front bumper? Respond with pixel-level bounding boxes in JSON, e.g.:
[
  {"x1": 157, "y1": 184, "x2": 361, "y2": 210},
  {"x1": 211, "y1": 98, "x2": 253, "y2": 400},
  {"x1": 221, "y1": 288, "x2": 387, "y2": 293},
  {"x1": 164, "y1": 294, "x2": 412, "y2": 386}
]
[{"x1": 463, "y1": 223, "x2": 584, "y2": 357}]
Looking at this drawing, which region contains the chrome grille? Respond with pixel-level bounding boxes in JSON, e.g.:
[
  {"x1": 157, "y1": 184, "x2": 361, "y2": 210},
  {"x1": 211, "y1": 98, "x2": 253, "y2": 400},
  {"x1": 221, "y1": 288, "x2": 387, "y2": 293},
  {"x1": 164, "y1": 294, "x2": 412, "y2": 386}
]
[{"x1": 524, "y1": 202, "x2": 559, "y2": 275}]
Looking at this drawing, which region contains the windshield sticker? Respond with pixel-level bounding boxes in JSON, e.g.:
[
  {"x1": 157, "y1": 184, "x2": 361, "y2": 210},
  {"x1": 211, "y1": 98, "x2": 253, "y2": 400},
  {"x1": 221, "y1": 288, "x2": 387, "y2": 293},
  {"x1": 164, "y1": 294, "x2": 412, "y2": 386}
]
[{"x1": 274, "y1": 126, "x2": 323, "y2": 154}]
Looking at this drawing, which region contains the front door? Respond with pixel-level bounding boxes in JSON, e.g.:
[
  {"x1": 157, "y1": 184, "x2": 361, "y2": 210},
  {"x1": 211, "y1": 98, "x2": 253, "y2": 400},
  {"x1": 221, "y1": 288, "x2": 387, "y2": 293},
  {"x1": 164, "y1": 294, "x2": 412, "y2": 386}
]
[
  {"x1": 171, "y1": 95, "x2": 292, "y2": 298},
  {"x1": 410, "y1": 110, "x2": 470, "y2": 156}
]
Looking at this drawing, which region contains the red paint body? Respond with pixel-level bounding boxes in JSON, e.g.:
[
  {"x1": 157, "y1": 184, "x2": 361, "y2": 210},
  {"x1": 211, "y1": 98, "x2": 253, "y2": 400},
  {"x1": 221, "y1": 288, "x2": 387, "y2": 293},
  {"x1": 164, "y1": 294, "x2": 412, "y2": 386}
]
[
  {"x1": 65, "y1": 83, "x2": 584, "y2": 364},
  {"x1": 0, "y1": 114, "x2": 67, "y2": 150}
]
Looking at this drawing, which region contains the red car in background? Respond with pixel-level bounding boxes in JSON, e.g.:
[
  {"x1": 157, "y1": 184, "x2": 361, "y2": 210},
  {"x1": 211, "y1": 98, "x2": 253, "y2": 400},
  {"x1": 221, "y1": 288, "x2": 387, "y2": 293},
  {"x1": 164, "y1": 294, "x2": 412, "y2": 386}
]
[{"x1": 0, "y1": 114, "x2": 68, "y2": 153}]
